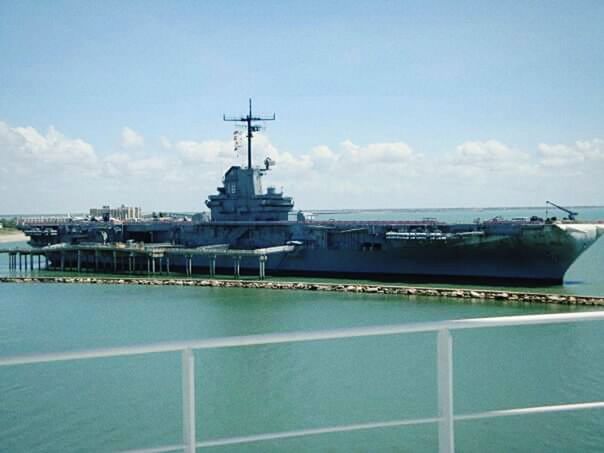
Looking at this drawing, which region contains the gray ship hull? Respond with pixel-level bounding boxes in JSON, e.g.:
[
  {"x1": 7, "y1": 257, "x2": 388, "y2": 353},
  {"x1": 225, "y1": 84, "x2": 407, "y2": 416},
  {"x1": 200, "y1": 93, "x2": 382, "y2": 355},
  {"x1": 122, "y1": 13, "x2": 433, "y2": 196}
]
[
  {"x1": 159, "y1": 246, "x2": 575, "y2": 284},
  {"x1": 24, "y1": 218, "x2": 603, "y2": 284},
  {"x1": 24, "y1": 219, "x2": 603, "y2": 284}
]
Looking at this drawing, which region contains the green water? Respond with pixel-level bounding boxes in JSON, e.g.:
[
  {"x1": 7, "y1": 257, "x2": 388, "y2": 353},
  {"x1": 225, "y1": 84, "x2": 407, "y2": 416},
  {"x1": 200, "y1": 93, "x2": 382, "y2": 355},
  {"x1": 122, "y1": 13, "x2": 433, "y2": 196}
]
[
  {"x1": 1, "y1": 205, "x2": 604, "y2": 453},
  {"x1": 0, "y1": 283, "x2": 603, "y2": 452}
]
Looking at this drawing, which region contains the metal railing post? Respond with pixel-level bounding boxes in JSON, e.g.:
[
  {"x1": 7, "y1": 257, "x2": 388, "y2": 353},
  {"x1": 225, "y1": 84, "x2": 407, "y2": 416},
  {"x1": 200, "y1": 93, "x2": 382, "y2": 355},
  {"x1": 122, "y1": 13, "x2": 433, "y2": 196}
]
[
  {"x1": 437, "y1": 328, "x2": 454, "y2": 453},
  {"x1": 182, "y1": 348, "x2": 196, "y2": 453},
  {"x1": 3, "y1": 312, "x2": 604, "y2": 453}
]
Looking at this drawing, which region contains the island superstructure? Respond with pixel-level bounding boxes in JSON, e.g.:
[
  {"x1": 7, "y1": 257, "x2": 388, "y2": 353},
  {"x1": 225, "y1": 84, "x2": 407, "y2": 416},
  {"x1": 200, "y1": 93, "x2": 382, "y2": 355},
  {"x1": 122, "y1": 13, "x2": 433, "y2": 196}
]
[{"x1": 18, "y1": 101, "x2": 604, "y2": 284}]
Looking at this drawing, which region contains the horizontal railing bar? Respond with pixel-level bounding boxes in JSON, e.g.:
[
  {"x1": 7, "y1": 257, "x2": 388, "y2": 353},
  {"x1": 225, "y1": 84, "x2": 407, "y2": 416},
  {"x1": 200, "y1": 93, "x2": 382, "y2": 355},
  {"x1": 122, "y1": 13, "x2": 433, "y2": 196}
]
[
  {"x1": 120, "y1": 401, "x2": 604, "y2": 452},
  {"x1": 2, "y1": 311, "x2": 604, "y2": 367},
  {"x1": 120, "y1": 444, "x2": 184, "y2": 453},
  {"x1": 455, "y1": 401, "x2": 604, "y2": 421},
  {"x1": 195, "y1": 416, "x2": 440, "y2": 448}
]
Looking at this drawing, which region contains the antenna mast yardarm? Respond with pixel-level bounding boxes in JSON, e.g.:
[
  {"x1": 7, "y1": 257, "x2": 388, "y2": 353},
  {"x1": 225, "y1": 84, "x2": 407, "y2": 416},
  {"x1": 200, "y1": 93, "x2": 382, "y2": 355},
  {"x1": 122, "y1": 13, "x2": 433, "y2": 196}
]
[{"x1": 223, "y1": 99, "x2": 275, "y2": 169}]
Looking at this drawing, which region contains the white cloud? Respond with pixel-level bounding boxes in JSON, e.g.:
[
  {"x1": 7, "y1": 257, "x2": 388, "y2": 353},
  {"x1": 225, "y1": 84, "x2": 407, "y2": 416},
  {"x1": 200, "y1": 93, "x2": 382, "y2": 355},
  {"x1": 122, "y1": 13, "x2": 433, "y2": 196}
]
[
  {"x1": 173, "y1": 139, "x2": 234, "y2": 163},
  {"x1": 102, "y1": 153, "x2": 171, "y2": 178},
  {"x1": 160, "y1": 136, "x2": 172, "y2": 149},
  {"x1": 1, "y1": 118, "x2": 602, "y2": 212},
  {"x1": 538, "y1": 144, "x2": 583, "y2": 167},
  {"x1": 311, "y1": 145, "x2": 335, "y2": 160},
  {"x1": 576, "y1": 139, "x2": 604, "y2": 159},
  {"x1": 538, "y1": 139, "x2": 604, "y2": 167},
  {"x1": 0, "y1": 121, "x2": 97, "y2": 170},
  {"x1": 121, "y1": 127, "x2": 144, "y2": 148},
  {"x1": 0, "y1": 122, "x2": 101, "y2": 212},
  {"x1": 450, "y1": 140, "x2": 530, "y2": 171},
  {"x1": 254, "y1": 134, "x2": 314, "y2": 174},
  {"x1": 340, "y1": 140, "x2": 417, "y2": 164}
]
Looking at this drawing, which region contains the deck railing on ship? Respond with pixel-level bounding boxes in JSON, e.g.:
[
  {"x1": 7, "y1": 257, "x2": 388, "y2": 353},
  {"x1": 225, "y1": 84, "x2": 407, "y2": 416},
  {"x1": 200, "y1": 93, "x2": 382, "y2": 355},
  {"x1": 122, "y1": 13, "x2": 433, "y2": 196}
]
[{"x1": 1, "y1": 311, "x2": 604, "y2": 453}]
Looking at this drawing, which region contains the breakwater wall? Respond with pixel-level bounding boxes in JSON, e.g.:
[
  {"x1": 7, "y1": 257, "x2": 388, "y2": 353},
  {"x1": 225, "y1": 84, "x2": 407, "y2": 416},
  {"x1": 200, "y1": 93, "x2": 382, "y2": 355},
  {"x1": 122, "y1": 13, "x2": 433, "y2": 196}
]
[{"x1": 1, "y1": 276, "x2": 603, "y2": 306}]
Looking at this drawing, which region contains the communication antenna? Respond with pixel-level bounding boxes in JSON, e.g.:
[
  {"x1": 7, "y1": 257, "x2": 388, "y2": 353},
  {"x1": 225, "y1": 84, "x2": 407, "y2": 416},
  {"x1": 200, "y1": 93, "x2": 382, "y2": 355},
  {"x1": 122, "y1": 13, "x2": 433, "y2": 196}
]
[{"x1": 223, "y1": 99, "x2": 275, "y2": 169}]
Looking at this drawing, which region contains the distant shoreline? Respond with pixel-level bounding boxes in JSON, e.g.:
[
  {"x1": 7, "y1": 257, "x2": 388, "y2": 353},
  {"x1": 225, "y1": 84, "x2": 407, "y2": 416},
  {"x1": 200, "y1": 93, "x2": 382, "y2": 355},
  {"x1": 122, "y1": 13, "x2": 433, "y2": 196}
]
[
  {"x1": 0, "y1": 231, "x2": 26, "y2": 243},
  {"x1": 310, "y1": 205, "x2": 604, "y2": 215}
]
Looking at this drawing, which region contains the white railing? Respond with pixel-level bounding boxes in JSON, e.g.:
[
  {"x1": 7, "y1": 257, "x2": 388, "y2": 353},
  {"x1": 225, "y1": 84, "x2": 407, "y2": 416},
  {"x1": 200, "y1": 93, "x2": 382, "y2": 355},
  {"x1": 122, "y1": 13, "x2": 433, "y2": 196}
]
[{"x1": 1, "y1": 311, "x2": 604, "y2": 453}]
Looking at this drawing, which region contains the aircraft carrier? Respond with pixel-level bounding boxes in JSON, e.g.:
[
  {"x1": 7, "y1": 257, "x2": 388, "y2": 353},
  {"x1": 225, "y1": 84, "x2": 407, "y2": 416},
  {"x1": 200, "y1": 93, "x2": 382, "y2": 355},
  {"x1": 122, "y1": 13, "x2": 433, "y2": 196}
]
[{"x1": 18, "y1": 101, "x2": 604, "y2": 284}]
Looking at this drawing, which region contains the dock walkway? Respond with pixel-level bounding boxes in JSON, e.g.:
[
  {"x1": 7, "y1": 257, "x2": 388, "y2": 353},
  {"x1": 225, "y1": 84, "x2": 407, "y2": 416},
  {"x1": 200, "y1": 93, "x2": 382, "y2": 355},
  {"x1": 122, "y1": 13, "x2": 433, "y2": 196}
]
[{"x1": 0, "y1": 243, "x2": 295, "y2": 279}]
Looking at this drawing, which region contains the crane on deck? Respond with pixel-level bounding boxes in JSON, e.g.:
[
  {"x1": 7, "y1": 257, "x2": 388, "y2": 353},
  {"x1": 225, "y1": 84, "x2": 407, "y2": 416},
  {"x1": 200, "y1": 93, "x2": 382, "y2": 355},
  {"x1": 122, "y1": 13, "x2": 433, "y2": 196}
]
[{"x1": 546, "y1": 201, "x2": 578, "y2": 221}]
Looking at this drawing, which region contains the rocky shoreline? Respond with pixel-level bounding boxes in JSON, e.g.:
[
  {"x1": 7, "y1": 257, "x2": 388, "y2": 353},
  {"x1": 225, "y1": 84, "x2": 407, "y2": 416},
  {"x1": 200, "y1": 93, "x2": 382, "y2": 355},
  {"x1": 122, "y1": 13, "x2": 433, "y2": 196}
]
[{"x1": 1, "y1": 275, "x2": 603, "y2": 306}]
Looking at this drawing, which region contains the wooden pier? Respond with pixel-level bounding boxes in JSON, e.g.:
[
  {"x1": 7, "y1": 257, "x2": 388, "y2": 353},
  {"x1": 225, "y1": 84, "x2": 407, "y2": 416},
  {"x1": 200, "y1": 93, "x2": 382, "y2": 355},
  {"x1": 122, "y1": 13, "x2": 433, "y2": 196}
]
[
  {"x1": 0, "y1": 243, "x2": 295, "y2": 280},
  {"x1": 2, "y1": 249, "x2": 48, "y2": 272}
]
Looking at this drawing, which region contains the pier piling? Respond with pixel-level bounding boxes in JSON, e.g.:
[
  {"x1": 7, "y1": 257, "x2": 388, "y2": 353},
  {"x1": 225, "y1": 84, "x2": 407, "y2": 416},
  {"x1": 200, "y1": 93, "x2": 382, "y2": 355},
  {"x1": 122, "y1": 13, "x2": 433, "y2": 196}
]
[
  {"x1": 209, "y1": 256, "x2": 216, "y2": 277},
  {"x1": 259, "y1": 255, "x2": 267, "y2": 280},
  {"x1": 234, "y1": 256, "x2": 241, "y2": 279},
  {"x1": 2, "y1": 243, "x2": 294, "y2": 279}
]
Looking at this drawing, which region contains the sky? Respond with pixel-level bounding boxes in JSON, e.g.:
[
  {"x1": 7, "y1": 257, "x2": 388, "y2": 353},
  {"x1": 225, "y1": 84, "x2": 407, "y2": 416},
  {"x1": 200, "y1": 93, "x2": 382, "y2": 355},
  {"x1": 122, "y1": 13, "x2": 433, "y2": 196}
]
[{"x1": 0, "y1": 0, "x2": 603, "y2": 214}]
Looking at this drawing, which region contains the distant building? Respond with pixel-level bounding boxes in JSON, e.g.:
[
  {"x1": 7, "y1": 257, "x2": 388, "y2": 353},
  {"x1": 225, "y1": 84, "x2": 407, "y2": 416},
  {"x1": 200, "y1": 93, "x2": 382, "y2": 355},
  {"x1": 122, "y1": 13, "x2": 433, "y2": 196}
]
[{"x1": 90, "y1": 205, "x2": 142, "y2": 221}]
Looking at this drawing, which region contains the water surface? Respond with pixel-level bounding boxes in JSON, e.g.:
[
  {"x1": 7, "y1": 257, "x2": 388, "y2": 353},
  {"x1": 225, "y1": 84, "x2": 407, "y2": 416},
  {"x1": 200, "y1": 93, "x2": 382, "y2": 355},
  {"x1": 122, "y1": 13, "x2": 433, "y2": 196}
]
[{"x1": 1, "y1": 206, "x2": 603, "y2": 452}]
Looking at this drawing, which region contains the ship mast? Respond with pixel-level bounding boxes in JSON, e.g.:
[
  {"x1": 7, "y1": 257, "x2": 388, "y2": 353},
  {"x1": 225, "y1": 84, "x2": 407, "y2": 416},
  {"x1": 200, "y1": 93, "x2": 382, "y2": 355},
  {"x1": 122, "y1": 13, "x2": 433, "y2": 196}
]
[{"x1": 223, "y1": 99, "x2": 275, "y2": 169}]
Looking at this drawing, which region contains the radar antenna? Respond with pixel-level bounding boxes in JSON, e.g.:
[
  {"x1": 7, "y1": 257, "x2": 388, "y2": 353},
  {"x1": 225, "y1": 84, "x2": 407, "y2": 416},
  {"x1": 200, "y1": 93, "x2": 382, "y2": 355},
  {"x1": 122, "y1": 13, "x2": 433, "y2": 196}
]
[
  {"x1": 223, "y1": 99, "x2": 275, "y2": 169},
  {"x1": 264, "y1": 156, "x2": 275, "y2": 170}
]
